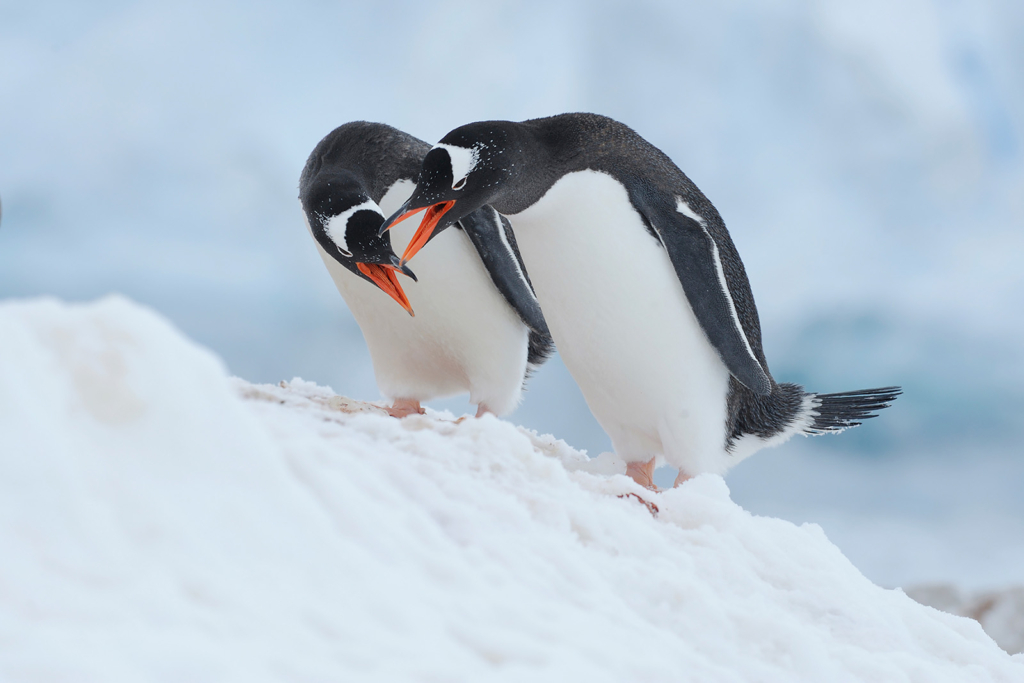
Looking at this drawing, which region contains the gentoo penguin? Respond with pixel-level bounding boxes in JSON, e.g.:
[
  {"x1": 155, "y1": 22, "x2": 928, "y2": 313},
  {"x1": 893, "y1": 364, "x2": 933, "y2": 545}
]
[
  {"x1": 300, "y1": 121, "x2": 552, "y2": 418},
  {"x1": 380, "y1": 113, "x2": 899, "y2": 487}
]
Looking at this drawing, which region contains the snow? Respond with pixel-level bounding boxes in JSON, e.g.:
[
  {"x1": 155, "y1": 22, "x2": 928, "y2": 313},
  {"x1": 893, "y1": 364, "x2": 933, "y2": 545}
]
[
  {"x1": 907, "y1": 585, "x2": 1024, "y2": 656},
  {"x1": 2, "y1": 295, "x2": 1021, "y2": 681}
]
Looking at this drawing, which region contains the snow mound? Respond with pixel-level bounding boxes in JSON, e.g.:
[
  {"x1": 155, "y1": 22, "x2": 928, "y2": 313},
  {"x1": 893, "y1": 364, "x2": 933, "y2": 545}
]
[
  {"x1": 908, "y1": 585, "x2": 1024, "y2": 656},
  {"x1": 1, "y1": 296, "x2": 1021, "y2": 682}
]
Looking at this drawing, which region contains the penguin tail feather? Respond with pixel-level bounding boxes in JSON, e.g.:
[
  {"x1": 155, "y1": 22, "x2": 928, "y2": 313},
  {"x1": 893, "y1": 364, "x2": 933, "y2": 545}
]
[{"x1": 803, "y1": 386, "x2": 902, "y2": 435}]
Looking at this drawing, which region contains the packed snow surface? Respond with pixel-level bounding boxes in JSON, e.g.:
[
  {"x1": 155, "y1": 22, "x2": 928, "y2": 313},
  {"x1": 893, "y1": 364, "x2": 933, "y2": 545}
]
[
  {"x1": 2, "y1": 296, "x2": 1021, "y2": 681},
  {"x1": 908, "y1": 585, "x2": 1024, "y2": 656}
]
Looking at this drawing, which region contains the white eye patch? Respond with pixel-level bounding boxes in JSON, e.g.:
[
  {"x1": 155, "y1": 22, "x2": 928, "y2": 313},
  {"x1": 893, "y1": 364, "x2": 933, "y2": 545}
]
[
  {"x1": 324, "y1": 199, "x2": 383, "y2": 256},
  {"x1": 434, "y1": 143, "x2": 480, "y2": 189}
]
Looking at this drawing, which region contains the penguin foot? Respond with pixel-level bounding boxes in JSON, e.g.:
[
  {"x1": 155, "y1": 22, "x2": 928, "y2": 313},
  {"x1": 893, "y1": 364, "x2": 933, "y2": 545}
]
[
  {"x1": 673, "y1": 471, "x2": 692, "y2": 488},
  {"x1": 625, "y1": 457, "x2": 658, "y2": 491},
  {"x1": 387, "y1": 399, "x2": 425, "y2": 419},
  {"x1": 475, "y1": 404, "x2": 494, "y2": 418}
]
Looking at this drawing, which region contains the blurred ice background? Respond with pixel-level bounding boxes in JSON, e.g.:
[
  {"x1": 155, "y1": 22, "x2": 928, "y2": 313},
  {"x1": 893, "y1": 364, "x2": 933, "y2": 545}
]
[{"x1": 1, "y1": 0, "x2": 1021, "y2": 590}]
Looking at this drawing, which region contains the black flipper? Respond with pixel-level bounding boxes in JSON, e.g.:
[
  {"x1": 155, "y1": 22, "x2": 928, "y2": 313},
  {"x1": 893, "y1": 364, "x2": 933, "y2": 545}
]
[
  {"x1": 635, "y1": 193, "x2": 773, "y2": 395},
  {"x1": 458, "y1": 206, "x2": 554, "y2": 369}
]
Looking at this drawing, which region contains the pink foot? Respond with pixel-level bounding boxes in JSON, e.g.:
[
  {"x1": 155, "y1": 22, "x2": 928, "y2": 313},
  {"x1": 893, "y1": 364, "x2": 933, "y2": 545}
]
[
  {"x1": 673, "y1": 470, "x2": 692, "y2": 488},
  {"x1": 475, "y1": 404, "x2": 493, "y2": 418},
  {"x1": 387, "y1": 398, "x2": 425, "y2": 418},
  {"x1": 625, "y1": 457, "x2": 658, "y2": 491}
]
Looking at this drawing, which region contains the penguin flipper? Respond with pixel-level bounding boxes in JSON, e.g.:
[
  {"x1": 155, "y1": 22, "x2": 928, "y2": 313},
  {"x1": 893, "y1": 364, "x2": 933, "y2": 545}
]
[
  {"x1": 641, "y1": 195, "x2": 772, "y2": 395},
  {"x1": 458, "y1": 207, "x2": 554, "y2": 368}
]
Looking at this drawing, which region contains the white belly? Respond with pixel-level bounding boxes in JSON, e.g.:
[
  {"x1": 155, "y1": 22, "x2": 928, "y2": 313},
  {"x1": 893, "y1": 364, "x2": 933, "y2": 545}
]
[
  {"x1": 509, "y1": 170, "x2": 733, "y2": 474},
  {"x1": 310, "y1": 180, "x2": 529, "y2": 415}
]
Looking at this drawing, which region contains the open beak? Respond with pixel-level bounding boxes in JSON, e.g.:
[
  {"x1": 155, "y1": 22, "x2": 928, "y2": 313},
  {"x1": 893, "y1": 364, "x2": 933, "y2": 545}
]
[
  {"x1": 356, "y1": 262, "x2": 415, "y2": 316},
  {"x1": 380, "y1": 200, "x2": 456, "y2": 264},
  {"x1": 378, "y1": 203, "x2": 423, "y2": 236},
  {"x1": 389, "y1": 254, "x2": 418, "y2": 281}
]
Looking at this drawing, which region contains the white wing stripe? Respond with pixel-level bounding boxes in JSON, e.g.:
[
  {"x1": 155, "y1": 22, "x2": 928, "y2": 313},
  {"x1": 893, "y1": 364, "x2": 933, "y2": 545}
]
[
  {"x1": 491, "y1": 211, "x2": 537, "y2": 300},
  {"x1": 675, "y1": 197, "x2": 763, "y2": 372}
]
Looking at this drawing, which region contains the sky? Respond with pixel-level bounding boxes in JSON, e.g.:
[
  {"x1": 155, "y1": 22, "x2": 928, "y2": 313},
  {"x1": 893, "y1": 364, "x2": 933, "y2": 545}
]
[{"x1": 1, "y1": 0, "x2": 1022, "y2": 585}]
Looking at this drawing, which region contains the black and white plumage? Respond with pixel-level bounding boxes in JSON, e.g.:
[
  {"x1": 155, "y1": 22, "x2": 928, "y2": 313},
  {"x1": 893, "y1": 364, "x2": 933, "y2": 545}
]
[
  {"x1": 381, "y1": 113, "x2": 899, "y2": 479},
  {"x1": 299, "y1": 121, "x2": 552, "y2": 416}
]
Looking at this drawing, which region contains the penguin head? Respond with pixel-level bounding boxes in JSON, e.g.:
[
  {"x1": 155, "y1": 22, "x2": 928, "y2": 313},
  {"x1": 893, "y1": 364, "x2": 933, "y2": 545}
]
[
  {"x1": 378, "y1": 122, "x2": 520, "y2": 263},
  {"x1": 301, "y1": 171, "x2": 416, "y2": 316}
]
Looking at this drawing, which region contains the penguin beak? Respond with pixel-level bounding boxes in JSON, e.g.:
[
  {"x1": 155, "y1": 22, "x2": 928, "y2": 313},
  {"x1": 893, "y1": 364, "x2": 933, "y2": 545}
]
[
  {"x1": 389, "y1": 254, "x2": 418, "y2": 282},
  {"x1": 356, "y1": 262, "x2": 415, "y2": 317},
  {"x1": 381, "y1": 200, "x2": 457, "y2": 264},
  {"x1": 378, "y1": 203, "x2": 422, "y2": 235}
]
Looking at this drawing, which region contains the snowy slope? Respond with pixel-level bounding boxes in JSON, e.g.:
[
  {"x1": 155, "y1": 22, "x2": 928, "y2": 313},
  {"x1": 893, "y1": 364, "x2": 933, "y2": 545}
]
[
  {"x1": 1, "y1": 296, "x2": 1021, "y2": 681},
  {"x1": 908, "y1": 585, "x2": 1024, "y2": 656}
]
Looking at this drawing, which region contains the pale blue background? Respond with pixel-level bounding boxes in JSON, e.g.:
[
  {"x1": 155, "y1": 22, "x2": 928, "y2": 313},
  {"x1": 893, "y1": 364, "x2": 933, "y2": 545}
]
[{"x1": 2, "y1": 0, "x2": 1022, "y2": 588}]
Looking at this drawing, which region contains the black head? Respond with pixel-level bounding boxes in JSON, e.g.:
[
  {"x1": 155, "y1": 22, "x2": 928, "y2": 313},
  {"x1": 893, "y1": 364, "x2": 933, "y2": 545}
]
[
  {"x1": 377, "y1": 121, "x2": 523, "y2": 263},
  {"x1": 300, "y1": 171, "x2": 416, "y2": 315}
]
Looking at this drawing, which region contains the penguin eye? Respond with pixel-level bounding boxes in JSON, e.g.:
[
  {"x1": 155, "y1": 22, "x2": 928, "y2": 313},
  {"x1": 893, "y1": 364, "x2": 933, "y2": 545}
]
[{"x1": 452, "y1": 176, "x2": 467, "y2": 190}]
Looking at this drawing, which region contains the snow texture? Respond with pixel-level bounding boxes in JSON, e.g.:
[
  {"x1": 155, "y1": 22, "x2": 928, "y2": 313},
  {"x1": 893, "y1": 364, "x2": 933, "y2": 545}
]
[
  {"x1": 908, "y1": 585, "x2": 1024, "y2": 656},
  {"x1": 1, "y1": 295, "x2": 1022, "y2": 681}
]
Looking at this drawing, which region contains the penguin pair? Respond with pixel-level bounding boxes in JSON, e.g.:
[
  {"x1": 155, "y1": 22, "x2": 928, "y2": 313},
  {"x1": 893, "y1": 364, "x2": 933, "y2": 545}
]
[
  {"x1": 299, "y1": 122, "x2": 552, "y2": 418},
  {"x1": 378, "y1": 113, "x2": 900, "y2": 487}
]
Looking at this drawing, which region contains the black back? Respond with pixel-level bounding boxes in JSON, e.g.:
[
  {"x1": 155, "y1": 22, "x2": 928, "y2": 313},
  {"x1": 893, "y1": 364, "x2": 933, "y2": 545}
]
[{"x1": 300, "y1": 121, "x2": 428, "y2": 205}]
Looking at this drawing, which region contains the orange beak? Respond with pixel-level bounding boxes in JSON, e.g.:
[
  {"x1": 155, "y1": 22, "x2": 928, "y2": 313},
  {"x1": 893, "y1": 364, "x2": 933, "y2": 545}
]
[
  {"x1": 356, "y1": 262, "x2": 415, "y2": 316},
  {"x1": 395, "y1": 200, "x2": 456, "y2": 264},
  {"x1": 380, "y1": 205, "x2": 425, "y2": 231}
]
